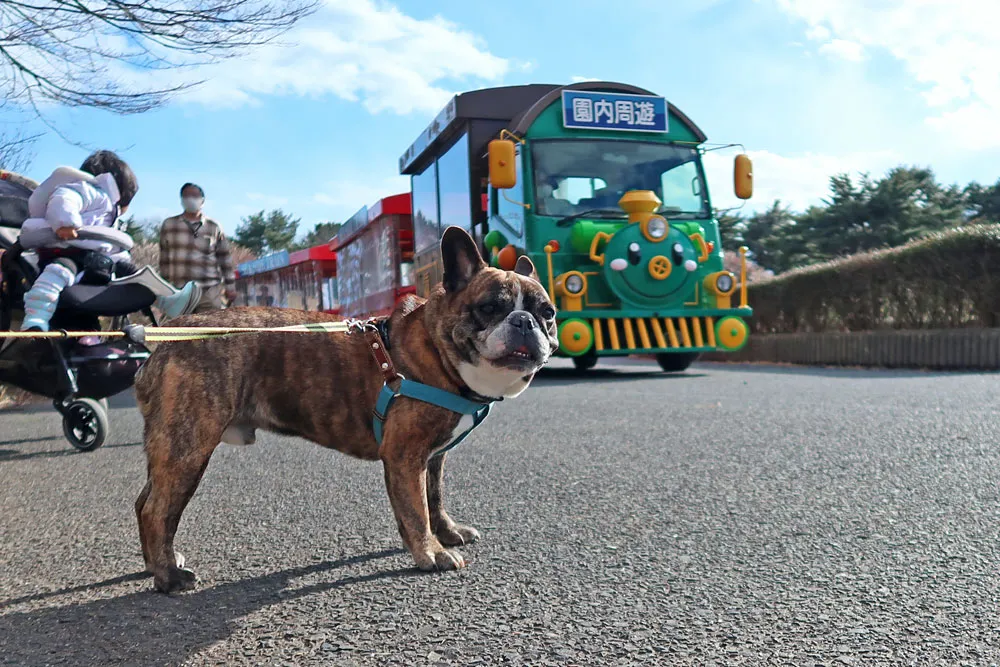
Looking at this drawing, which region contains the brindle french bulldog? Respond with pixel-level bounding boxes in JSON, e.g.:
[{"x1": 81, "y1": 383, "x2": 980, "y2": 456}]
[{"x1": 133, "y1": 226, "x2": 558, "y2": 593}]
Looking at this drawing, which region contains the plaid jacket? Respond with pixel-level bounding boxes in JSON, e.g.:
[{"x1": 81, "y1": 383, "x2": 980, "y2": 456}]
[{"x1": 158, "y1": 214, "x2": 236, "y2": 290}]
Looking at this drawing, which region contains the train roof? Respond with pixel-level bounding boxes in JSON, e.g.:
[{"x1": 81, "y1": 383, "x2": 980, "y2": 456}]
[
  {"x1": 236, "y1": 243, "x2": 336, "y2": 278},
  {"x1": 329, "y1": 192, "x2": 411, "y2": 253},
  {"x1": 397, "y1": 81, "x2": 708, "y2": 175}
]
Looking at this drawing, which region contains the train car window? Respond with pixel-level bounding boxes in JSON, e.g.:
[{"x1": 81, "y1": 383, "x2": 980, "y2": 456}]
[
  {"x1": 412, "y1": 161, "x2": 440, "y2": 253},
  {"x1": 338, "y1": 239, "x2": 362, "y2": 316},
  {"x1": 374, "y1": 216, "x2": 396, "y2": 295},
  {"x1": 660, "y1": 160, "x2": 704, "y2": 215},
  {"x1": 532, "y1": 140, "x2": 709, "y2": 219},
  {"x1": 550, "y1": 177, "x2": 608, "y2": 206},
  {"x1": 438, "y1": 134, "x2": 472, "y2": 233}
]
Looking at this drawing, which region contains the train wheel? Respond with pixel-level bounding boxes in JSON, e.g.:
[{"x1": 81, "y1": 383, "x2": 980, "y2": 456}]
[
  {"x1": 572, "y1": 350, "x2": 598, "y2": 371},
  {"x1": 655, "y1": 352, "x2": 699, "y2": 373}
]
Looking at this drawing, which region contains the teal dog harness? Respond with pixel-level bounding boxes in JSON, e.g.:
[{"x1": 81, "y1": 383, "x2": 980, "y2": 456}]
[
  {"x1": 351, "y1": 318, "x2": 495, "y2": 457},
  {"x1": 373, "y1": 379, "x2": 493, "y2": 456}
]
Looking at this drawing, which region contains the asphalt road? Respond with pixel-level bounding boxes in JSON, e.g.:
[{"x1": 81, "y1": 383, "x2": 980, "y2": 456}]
[{"x1": 2, "y1": 358, "x2": 1000, "y2": 666}]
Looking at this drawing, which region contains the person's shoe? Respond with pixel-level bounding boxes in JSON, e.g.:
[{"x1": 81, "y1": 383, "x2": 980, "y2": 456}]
[{"x1": 155, "y1": 282, "x2": 202, "y2": 320}]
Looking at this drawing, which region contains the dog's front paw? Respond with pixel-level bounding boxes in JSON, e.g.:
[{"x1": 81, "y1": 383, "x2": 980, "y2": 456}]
[
  {"x1": 153, "y1": 565, "x2": 198, "y2": 594},
  {"x1": 436, "y1": 523, "x2": 481, "y2": 547},
  {"x1": 414, "y1": 545, "x2": 466, "y2": 572}
]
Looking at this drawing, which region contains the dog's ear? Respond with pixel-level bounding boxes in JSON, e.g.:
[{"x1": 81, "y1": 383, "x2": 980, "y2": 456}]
[
  {"x1": 513, "y1": 255, "x2": 540, "y2": 283},
  {"x1": 441, "y1": 226, "x2": 486, "y2": 293}
]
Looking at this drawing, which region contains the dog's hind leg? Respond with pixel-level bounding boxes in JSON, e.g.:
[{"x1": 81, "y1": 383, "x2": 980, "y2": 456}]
[
  {"x1": 427, "y1": 453, "x2": 480, "y2": 547},
  {"x1": 134, "y1": 478, "x2": 153, "y2": 574},
  {"x1": 136, "y1": 474, "x2": 188, "y2": 575},
  {"x1": 139, "y1": 429, "x2": 219, "y2": 594}
]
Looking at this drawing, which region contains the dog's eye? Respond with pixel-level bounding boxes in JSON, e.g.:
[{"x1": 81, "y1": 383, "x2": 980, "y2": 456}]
[
  {"x1": 477, "y1": 303, "x2": 496, "y2": 316},
  {"x1": 539, "y1": 305, "x2": 555, "y2": 320}
]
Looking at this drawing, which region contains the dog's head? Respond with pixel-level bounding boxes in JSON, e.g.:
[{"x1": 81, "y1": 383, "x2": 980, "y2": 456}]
[{"x1": 427, "y1": 226, "x2": 557, "y2": 399}]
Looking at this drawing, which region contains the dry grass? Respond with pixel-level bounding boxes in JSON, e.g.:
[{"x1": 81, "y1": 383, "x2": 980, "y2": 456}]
[
  {"x1": 0, "y1": 384, "x2": 35, "y2": 410},
  {"x1": 129, "y1": 242, "x2": 159, "y2": 269},
  {"x1": 130, "y1": 241, "x2": 256, "y2": 269}
]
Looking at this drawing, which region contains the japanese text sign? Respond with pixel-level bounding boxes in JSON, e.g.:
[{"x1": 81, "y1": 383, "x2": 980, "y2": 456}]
[{"x1": 561, "y1": 90, "x2": 668, "y2": 133}]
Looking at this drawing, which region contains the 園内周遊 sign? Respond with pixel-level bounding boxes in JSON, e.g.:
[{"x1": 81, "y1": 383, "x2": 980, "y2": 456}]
[{"x1": 561, "y1": 90, "x2": 668, "y2": 133}]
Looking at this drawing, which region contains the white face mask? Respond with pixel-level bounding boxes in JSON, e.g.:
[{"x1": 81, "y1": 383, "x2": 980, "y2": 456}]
[{"x1": 182, "y1": 196, "x2": 203, "y2": 213}]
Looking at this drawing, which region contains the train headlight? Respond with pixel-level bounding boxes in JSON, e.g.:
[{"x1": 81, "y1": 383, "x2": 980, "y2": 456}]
[
  {"x1": 704, "y1": 271, "x2": 736, "y2": 296},
  {"x1": 556, "y1": 271, "x2": 588, "y2": 299},
  {"x1": 716, "y1": 273, "x2": 734, "y2": 294},
  {"x1": 565, "y1": 273, "x2": 585, "y2": 295},
  {"x1": 643, "y1": 215, "x2": 668, "y2": 242}
]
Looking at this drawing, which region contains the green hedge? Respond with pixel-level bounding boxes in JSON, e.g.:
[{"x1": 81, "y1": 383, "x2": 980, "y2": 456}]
[{"x1": 745, "y1": 224, "x2": 1000, "y2": 333}]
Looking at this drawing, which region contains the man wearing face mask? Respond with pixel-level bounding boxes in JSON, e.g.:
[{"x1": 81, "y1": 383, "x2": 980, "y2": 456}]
[{"x1": 158, "y1": 183, "x2": 237, "y2": 312}]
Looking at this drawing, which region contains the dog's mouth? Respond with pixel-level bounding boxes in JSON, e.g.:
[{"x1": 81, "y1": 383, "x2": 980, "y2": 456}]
[{"x1": 493, "y1": 345, "x2": 540, "y2": 371}]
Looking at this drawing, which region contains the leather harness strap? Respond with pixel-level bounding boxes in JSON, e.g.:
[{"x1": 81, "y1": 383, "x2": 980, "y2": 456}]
[{"x1": 361, "y1": 325, "x2": 400, "y2": 385}]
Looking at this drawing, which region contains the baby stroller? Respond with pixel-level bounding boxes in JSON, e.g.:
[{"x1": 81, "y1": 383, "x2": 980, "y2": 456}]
[{"x1": 0, "y1": 170, "x2": 159, "y2": 451}]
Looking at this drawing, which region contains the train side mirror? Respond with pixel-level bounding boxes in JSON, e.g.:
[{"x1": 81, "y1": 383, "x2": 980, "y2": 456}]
[
  {"x1": 734, "y1": 153, "x2": 753, "y2": 200},
  {"x1": 488, "y1": 139, "x2": 517, "y2": 190}
]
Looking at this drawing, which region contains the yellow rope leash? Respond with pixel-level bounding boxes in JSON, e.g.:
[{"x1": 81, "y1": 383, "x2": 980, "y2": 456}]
[{"x1": 0, "y1": 321, "x2": 354, "y2": 343}]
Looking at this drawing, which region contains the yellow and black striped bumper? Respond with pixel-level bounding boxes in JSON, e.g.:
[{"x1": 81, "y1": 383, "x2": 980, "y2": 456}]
[{"x1": 557, "y1": 316, "x2": 749, "y2": 355}]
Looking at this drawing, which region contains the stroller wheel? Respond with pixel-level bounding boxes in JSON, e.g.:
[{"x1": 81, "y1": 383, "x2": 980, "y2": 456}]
[{"x1": 62, "y1": 398, "x2": 110, "y2": 452}]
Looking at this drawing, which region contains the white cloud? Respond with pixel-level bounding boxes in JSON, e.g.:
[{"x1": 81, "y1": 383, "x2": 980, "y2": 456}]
[
  {"x1": 117, "y1": 0, "x2": 512, "y2": 115},
  {"x1": 806, "y1": 25, "x2": 831, "y2": 41},
  {"x1": 570, "y1": 76, "x2": 600, "y2": 83},
  {"x1": 775, "y1": 0, "x2": 1000, "y2": 148},
  {"x1": 703, "y1": 148, "x2": 899, "y2": 214},
  {"x1": 818, "y1": 39, "x2": 865, "y2": 62}
]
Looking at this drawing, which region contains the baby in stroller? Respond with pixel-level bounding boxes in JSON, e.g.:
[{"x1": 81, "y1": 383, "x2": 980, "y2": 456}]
[
  {"x1": 0, "y1": 152, "x2": 206, "y2": 452},
  {"x1": 18, "y1": 150, "x2": 202, "y2": 332}
]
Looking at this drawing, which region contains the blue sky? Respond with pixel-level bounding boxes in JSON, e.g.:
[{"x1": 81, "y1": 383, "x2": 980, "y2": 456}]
[{"x1": 10, "y1": 0, "x2": 1000, "y2": 241}]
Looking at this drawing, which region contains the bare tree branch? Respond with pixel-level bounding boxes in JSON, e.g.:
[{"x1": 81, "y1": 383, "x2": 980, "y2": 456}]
[
  {"x1": 0, "y1": 95, "x2": 39, "y2": 172},
  {"x1": 0, "y1": 128, "x2": 39, "y2": 173},
  {"x1": 0, "y1": 0, "x2": 318, "y2": 116}
]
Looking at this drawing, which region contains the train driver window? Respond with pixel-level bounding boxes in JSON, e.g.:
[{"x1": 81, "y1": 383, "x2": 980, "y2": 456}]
[{"x1": 659, "y1": 159, "x2": 704, "y2": 215}]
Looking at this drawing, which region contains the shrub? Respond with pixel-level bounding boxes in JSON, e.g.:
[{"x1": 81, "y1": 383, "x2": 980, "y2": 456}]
[{"x1": 745, "y1": 224, "x2": 1000, "y2": 333}]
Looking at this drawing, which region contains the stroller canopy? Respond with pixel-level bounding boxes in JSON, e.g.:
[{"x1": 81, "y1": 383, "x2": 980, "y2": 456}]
[{"x1": 0, "y1": 171, "x2": 37, "y2": 228}]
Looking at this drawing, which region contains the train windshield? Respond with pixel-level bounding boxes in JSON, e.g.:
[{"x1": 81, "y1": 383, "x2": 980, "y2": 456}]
[{"x1": 531, "y1": 140, "x2": 709, "y2": 219}]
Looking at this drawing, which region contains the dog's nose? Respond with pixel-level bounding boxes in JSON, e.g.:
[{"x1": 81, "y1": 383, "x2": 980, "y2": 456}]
[{"x1": 509, "y1": 311, "x2": 536, "y2": 332}]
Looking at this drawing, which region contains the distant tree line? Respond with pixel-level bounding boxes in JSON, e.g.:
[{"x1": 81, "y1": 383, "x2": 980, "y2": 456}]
[
  {"x1": 233, "y1": 210, "x2": 341, "y2": 255},
  {"x1": 718, "y1": 166, "x2": 1000, "y2": 274},
  {"x1": 122, "y1": 209, "x2": 341, "y2": 257},
  {"x1": 113, "y1": 166, "x2": 1000, "y2": 276}
]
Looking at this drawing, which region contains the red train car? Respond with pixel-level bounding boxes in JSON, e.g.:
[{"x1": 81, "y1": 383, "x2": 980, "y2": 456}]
[
  {"x1": 330, "y1": 193, "x2": 415, "y2": 319},
  {"x1": 235, "y1": 243, "x2": 340, "y2": 313}
]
